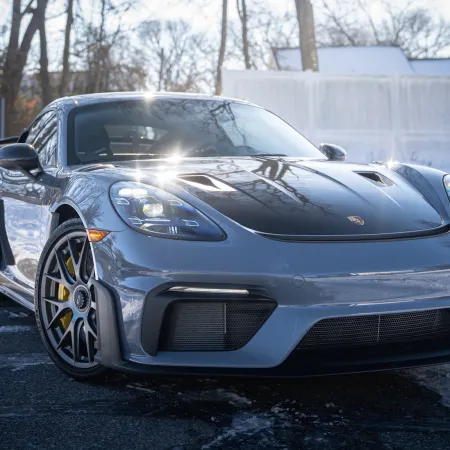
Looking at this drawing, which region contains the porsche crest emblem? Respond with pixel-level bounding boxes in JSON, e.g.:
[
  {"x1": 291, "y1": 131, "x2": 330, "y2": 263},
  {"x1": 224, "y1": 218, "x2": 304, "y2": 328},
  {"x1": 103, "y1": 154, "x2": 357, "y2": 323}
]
[{"x1": 347, "y1": 216, "x2": 365, "y2": 225}]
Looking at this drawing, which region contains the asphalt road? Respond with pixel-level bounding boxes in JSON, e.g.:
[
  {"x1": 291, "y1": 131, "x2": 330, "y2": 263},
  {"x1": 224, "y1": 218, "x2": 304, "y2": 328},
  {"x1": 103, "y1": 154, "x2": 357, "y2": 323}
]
[{"x1": 1, "y1": 295, "x2": 450, "y2": 449}]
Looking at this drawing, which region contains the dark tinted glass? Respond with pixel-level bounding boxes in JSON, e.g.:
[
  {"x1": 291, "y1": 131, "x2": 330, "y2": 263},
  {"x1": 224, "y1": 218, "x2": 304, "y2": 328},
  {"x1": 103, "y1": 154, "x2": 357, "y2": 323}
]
[
  {"x1": 37, "y1": 129, "x2": 58, "y2": 167},
  {"x1": 32, "y1": 115, "x2": 57, "y2": 167},
  {"x1": 25, "y1": 111, "x2": 54, "y2": 145},
  {"x1": 25, "y1": 112, "x2": 58, "y2": 167},
  {"x1": 68, "y1": 99, "x2": 323, "y2": 164}
]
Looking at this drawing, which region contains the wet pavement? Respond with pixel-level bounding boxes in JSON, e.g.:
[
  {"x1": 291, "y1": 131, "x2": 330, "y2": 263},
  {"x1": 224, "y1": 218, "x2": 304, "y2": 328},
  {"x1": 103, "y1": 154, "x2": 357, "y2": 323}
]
[{"x1": 1, "y1": 295, "x2": 450, "y2": 449}]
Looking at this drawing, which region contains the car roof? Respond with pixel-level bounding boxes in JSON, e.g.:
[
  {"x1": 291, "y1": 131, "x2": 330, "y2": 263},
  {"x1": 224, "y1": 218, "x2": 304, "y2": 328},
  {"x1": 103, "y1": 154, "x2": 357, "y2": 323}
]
[{"x1": 47, "y1": 92, "x2": 258, "y2": 111}]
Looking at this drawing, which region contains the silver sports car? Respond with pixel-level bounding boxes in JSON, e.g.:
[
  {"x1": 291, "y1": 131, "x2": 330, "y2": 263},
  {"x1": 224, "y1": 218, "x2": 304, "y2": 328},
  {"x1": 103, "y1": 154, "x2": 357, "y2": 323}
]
[{"x1": 1, "y1": 92, "x2": 450, "y2": 380}]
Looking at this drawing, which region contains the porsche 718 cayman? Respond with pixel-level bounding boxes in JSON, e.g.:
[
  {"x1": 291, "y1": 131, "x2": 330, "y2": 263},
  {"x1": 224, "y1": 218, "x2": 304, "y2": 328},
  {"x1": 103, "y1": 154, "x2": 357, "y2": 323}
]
[{"x1": 1, "y1": 92, "x2": 450, "y2": 380}]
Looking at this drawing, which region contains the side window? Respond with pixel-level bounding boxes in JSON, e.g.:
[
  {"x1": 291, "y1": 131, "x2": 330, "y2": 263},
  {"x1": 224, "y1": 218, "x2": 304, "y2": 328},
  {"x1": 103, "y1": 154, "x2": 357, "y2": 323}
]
[
  {"x1": 25, "y1": 111, "x2": 54, "y2": 145},
  {"x1": 27, "y1": 113, "x2": 58, "y2": 167},
  {"x1": 38, "y1": 130, "x2": 58, "y2": 167}
]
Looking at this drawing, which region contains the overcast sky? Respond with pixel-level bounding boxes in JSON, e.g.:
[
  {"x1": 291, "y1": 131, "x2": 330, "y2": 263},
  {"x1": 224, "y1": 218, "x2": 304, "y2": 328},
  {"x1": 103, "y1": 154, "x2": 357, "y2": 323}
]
[
  {"x1": 130, "y1": 0, "x2": 450, "y2": 30},
  {"x1": 1, "y1": 0, "x2": 450, "y2": 48},
  {"x1": 1, "y1": 0, "x2": 450, "y2": 25}
]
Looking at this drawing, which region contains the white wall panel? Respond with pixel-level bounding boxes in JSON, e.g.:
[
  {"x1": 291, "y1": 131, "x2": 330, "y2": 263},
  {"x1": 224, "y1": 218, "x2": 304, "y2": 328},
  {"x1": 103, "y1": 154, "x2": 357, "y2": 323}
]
[{"x1": 223, "y1": 70, "x2": 450, "y2": 171}]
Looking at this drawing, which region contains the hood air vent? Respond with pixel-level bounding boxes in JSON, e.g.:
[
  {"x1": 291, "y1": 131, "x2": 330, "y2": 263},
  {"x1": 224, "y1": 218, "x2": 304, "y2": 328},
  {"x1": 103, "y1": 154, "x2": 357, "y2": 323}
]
[
  {"x1": 356, "y1": 171, "x2": 393, "y2": 187},
  {"x1": 177, "y1": 174, "x2": 235, "y2": 192}
]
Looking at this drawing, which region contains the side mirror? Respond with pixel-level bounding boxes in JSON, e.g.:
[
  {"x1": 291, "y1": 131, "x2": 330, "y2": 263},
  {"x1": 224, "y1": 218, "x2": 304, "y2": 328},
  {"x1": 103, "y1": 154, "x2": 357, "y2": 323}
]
[
  {"x1": 319, "y1": 143, "x2": 347, "y2": 161},
  {"x1": 0, "y1": 143, "x2": 40, "y2": 171}
]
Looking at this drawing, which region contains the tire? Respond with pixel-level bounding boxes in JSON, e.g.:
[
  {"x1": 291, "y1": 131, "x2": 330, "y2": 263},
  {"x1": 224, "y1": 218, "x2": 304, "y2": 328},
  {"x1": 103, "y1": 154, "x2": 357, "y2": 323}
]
[{"x1": 35, "y1": 218, "x2": 111, "y2": 381}]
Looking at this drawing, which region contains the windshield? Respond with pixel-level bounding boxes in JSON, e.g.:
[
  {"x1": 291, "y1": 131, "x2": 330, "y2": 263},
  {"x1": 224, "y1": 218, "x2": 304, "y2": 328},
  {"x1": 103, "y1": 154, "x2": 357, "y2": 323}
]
[{"x1": 67, "y1": 98, "x2": 323, "y2": 164}]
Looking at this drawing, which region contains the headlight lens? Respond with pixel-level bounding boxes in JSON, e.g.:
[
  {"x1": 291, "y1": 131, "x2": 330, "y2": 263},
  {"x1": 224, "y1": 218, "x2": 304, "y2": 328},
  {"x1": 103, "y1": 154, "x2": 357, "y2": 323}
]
[
  {"x1": 110, "y1": 181, "x2": 225, "y2": 241},
  {"x1": 444, "y1": 175, "x2": 450, "y2": 199}
]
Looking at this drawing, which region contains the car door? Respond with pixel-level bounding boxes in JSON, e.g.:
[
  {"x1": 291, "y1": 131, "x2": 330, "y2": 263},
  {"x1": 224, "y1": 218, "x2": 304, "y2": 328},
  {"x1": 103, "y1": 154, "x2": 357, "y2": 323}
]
[{"x1": 1, "y1": 111, "x2": 59, "y2": 297}]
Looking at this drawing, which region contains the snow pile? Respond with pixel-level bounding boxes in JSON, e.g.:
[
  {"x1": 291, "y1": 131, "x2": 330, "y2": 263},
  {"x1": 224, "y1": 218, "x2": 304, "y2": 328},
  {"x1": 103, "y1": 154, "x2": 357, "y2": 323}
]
[
  {"x1": 202, "y1": 412, "x2": 274, "y2": 449},
  {"x1": 404, "y1": 364, "x2": 450, "y2": 407}
]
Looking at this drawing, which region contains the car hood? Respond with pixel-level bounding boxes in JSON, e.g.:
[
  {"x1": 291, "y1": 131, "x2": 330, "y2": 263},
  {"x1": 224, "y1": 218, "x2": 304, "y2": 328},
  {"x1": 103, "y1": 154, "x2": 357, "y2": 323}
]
[{"x1": 93, "y1": 157, "x2": 446, "y2": 239}]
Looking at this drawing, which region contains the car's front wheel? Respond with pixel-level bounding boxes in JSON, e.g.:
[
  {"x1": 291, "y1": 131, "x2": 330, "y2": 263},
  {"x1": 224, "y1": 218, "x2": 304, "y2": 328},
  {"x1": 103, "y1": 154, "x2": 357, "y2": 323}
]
[{"x1": 35, "y1": 219, "x2": 110, "y2": 380}]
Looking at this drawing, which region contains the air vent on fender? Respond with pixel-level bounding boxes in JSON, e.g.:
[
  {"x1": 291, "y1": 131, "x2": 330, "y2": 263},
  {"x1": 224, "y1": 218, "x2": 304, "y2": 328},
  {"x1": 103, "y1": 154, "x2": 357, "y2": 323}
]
[{"x1": 355, "y1": 171, "x2": 394, "y2": 187}]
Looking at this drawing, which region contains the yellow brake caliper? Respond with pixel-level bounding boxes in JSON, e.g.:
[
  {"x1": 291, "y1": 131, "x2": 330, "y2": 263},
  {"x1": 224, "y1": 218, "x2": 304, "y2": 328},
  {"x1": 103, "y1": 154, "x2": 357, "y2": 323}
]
[{"x1": 57, "y1": 255, "x2": 75, "y2": 329}]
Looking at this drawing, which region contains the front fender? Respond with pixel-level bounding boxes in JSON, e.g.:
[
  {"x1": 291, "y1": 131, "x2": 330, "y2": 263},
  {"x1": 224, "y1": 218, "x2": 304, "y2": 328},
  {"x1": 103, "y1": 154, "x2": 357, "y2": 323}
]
[
  {"x1": 385, "y1": 163, "x2": 450, "y2": 222},
  {"x1": 50, "y1": 173, "x2": 127, "y2": 232}
]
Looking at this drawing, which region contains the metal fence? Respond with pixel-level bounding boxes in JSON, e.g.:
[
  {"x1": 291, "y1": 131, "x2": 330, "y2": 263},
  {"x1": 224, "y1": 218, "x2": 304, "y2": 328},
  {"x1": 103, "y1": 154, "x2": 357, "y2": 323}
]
[{"x1": 223, "y1": 70, "x2": 450, "y2": 171}]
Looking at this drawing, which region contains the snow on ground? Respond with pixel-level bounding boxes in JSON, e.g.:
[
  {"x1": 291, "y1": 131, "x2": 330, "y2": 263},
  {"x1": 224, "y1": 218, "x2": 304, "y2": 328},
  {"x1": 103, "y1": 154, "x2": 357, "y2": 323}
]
[
  {"x1": 201, "y1": 412, "x2": 275, "y2": 449},
  {"x1": 7, "y1": 311, "x2": 29, "y2": 319},
  {"x1": 177, "y1": 387, "x2": 253, "y2": 407},
  {"x1": 0, "y1": 325, "x2": 35, "y2": 334},
  {"x1": 402, "y1": 365, "x2": 450, "y2": 408},
  {"x1": 0, "y1": 353, "x2": 51, "y2": 371}
]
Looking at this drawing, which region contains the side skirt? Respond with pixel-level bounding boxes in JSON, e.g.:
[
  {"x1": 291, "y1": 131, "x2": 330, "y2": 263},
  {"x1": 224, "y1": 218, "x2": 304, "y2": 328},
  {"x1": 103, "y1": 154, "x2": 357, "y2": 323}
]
[{"x1": 0, "y1": 272, "x2": 34, "y2": 311}]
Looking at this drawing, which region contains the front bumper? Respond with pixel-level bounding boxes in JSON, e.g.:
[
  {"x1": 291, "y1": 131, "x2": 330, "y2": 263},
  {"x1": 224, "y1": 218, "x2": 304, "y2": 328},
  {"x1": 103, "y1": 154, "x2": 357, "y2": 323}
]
[{"x1": 92, "y1": 225, "x2": 450, "y2": 376}]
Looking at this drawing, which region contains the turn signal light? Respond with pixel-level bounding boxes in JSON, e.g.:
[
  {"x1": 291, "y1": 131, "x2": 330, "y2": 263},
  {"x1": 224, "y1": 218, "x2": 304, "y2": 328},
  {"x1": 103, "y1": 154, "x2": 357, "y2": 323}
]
[{"x1": 87, "y1": 229, "x2": 110, "y2": 242}]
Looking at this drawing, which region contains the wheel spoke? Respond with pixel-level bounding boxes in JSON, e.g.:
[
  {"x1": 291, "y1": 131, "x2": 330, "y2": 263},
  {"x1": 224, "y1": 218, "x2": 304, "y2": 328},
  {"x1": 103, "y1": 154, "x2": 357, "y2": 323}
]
[
  {"x1": 85, "y1": 319, "x2": 97, "y2": 340},
  {"x1": 67, "y1": 237, "x2": 80, "y2": 272},
  {"x1": 45, "y1": 272, "x2": 70, "y2": 289},
  {"x1": 56, "y1": 323, "x2": 72, "y2": 349},
  {"x1": 86, "y1": 278, "x2": 96, "y2": 293},
  {"x1": 43, "y1": 297, "x2": 65, "y2": 308},
  {"x1": 71, "y1": 319, "x2": 82, "y2": 364},
  {"x1": 84, "y1": 321, "x2": 94, "y2": 362},
  {"x1": 46, "y1": 306, "x2": 72, "y2": 330},
  {"x1": 78, "y1": 238, "x2": 90, "y2": 282},
  {"x1": 55, "y1": 249, "x2": 76, "y2": 287}
]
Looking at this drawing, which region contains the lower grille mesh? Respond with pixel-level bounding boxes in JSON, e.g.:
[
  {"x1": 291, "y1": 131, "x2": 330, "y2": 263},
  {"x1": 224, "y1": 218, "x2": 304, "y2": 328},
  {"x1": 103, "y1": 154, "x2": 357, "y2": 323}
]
[
  {"x1": 297, "y1": 309, "x2": 450, "y2": 350},
  {"x1": 160, "y1": 301, "x2": 276, "y2": 351}
]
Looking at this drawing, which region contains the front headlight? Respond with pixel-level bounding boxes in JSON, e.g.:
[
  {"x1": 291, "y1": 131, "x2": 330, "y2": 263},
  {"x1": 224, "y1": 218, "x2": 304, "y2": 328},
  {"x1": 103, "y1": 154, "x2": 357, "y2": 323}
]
[
  {"x1": 110, "y1": 181, "x2": 225, "y2": 241},
  {"x1": 444, "y1": 175, "x2": 450, "y2": 199}
]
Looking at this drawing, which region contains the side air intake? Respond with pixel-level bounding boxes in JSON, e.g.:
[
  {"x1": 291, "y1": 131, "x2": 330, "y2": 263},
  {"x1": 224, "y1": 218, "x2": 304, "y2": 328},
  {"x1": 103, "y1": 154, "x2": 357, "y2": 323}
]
[{"x1": 159, "y1": 301, "x2": 276, "y2": 351}]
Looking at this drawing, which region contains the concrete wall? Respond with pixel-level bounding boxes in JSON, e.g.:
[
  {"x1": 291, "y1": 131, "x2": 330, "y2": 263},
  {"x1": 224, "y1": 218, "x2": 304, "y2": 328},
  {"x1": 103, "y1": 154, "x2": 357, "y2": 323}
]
[{"x1": 223, "y1": 70, "x2": 450, "y2": 171}]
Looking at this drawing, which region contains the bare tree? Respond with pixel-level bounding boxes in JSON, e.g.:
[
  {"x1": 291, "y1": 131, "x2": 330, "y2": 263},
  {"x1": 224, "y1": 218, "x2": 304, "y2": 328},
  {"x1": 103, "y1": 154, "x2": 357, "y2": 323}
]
[
  {"x1": 138, "y1": 20, "x2": 209, "y2": 92},
  {"x1": 216, "y1": 0, "x2": 228, "y2": 95},
  {"x1": 231, "y1": 4, "x2": 298, "y2": 70},
  {"x1": 37, "y1": 0, "x2": 51, "y2": 107},
  {"x1": 71, "y1": 0, "x2": 136, "y2": 93},
  {"x1": 380, "y1": 2, "x2": 450, "y2": 58},
  {"x1": 316, "y1": 0, "x2": 450, "y2": 58},
  {"x1": 0, "y1": 0, "x2": 49, "y2": 135},
  {"x1": 294, "y1": 0, "x2": 319, "y2": 71},
  {"x1": 236, "y1": 0, "x2": 251, "y2": 69},
  {"x1": 59, "y1": 0, "x2": 74, "y2": 96},
  {"x1": 0, "y1": 24, "x2": 9, "y2": 70}
]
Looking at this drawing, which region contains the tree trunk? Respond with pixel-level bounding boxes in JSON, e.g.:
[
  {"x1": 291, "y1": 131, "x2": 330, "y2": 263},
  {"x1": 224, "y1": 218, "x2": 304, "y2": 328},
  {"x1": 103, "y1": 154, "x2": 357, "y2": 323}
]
[
  {"x1": 215, "y1": 0, "x2": 228, "y2": 95},
  {"x1": 0, "y1": 0, "x2": 44, "y2": 135},
  {"x1": 158, "y1": 49, "x2": 165, "y2": 91},
  {"x1": 38, "y1": 0, "x2": 52, "y2": 107},
  {"x1": 94, "y1": 0, "x2": 107, "y2": 93},
  {"x1": 59, "y1": 0, "x2": 74, "y2": 97},
  {"x1": 237, "y1": 0, "x2": 251, "y2": 69},
  {"x1": 295, "y1": 0, "x2": 319, "y2": 71}
]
